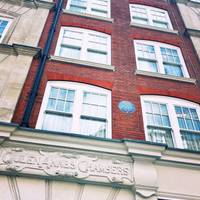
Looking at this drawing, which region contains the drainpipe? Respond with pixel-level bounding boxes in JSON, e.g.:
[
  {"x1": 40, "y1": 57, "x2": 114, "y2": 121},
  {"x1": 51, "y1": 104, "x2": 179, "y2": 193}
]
[{"x1": 21, "y1": 0, "x2": 63, "y2": 127}]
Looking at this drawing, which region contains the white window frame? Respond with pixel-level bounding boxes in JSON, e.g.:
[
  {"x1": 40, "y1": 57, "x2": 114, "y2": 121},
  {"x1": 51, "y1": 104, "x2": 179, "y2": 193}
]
[
  {"x1": 141, "y1": 95, "x2": 200, "y2": 149},
  {"x1": 36, "y1": 81, "x2": 112, "y2": 138},
  {"x1": 0, "y1": 17, "x2": 12, "y2": 43},
  {"x1": 129, "y1": 4, "x2": 173, "y2": 30},
  {"x1": 134, "y1": 40, "x2": 190, "y2": 78},
  {"x1": 66, "y1": 0, "x2": 111, "y2": 18},
  {"x1": 55, "y1": 27, "x2": 111, "y2": 65}
]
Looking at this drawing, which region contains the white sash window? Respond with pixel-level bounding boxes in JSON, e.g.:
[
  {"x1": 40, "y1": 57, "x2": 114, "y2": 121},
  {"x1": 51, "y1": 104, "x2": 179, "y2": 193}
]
[
  {"x1": 141, "y1": 96, "x2": 200, "y2": 151},
  {"x1": 55, "y1": 27, "x2": 111, "y2": 65},
  {"x1": 36, "y1": 82, "x2": 112, "y2": 138}
]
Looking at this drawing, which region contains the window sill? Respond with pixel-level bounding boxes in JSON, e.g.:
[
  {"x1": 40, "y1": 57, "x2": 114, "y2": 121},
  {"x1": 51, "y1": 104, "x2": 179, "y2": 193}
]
[
  {"x1": 135, "y1": 69, "x2": 196, "y2": 84},
  {"x1": 63, "y1": 9, "x2": 114, "y2": 23},
  {"x1": 130, "y1": 22, "x2": 179, "y2": 35},
  {"x1": 50, "y1": 55, "x2": 115, "y2": 71}
]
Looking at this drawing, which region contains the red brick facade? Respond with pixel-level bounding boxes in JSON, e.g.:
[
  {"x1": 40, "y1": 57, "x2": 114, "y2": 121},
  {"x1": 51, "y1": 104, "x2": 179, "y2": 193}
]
[{"x1": 12, "y1": 0, "x2": 200, "y2": 140}]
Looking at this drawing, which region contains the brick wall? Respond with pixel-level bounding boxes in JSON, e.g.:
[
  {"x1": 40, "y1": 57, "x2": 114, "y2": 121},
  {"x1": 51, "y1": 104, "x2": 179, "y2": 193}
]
[{"x1": 12, "y1": 0, "x2": 200, "y2": 140}]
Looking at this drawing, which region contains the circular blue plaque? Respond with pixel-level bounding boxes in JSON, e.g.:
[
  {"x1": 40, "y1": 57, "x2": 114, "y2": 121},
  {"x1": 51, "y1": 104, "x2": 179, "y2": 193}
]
[{"x1": 118, "y1": 101, "x2": 136, "y2": 113}]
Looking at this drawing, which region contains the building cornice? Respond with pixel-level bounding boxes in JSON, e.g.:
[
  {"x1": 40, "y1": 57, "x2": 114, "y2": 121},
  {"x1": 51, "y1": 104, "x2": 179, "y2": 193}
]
[
  {"x1": 0, "y1": 122, "x2": 200, "y2": 198},
  {"x1": 175, "y1": 0, "x2": 200, "y2": 8},
  {"x1": 0, "y1": 123, "x2": 199, "y2": 166},
  {"x1": 6, "y1": 0, "x2": 55, "y2": 10},
  {"x1": 0, "y1": 43, "x2": 41, "y2": 57},
  {"x1": 186, "y1": 28, "x2": 200, "y2": 38}
]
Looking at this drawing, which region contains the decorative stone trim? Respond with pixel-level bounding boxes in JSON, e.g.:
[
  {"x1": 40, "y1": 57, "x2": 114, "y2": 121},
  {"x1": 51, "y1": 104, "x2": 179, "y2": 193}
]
[
  {"x1": 0, "y1": 43, "x2": 41, "y2": 57},
  {"x1": 7, "y1": 0, "x2": 55, "y2": 10},
  {"x1": 158, "y1": 191, "x2": 200, "y2": 200},
  {"x1": 62, "y1": 9, "x2": 114, "y2": 23},
  {"x1": 130, "y1": 22, "x2": 179, "y2": 35},
  {"x1": 0, "y1": 147, "x2": 134, "y2": 185},
  {"x1": 0, "y1": 122, "x2": 200, "y2": 193},
  {"x1": 186, "y1": 28, "x2": 200, "y2": 38},
  {"x1": 0, "y1": 123, "x2": 200, "y2": 165},
  {"x1": 50, "y1": 55, "x2": 116, "y2": 71},
  {"x1": 175, "y1": 0, "x2": 200, "y2": 8},
  {"x1": 135, "y1": 69, "x2": 196, "y2": 84}
]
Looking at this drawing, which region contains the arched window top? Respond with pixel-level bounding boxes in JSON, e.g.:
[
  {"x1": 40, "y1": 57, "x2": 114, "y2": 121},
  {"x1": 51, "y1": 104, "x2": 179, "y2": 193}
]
[
  {"x1": 66, "y1": 0, "x2": 111, "y2": 18},
  {"x1": 134, "y1": 40, "x2": 189, "y2": 78},
  {"x1": 129, "y1": 4, "x2": 173, "y2": 30},
  {"x1": 141, "y1": 95, "x2": 200, "y2": 151},
  {"x1": 55, "y1": 27, "x2": 111, "y2": 65},
  {"x1": 36, "y1": 81, "x2": 112, "y2": 138}
]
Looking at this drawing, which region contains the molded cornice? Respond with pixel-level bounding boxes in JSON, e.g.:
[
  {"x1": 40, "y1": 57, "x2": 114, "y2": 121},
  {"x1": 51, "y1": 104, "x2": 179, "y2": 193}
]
[
  {"x1": 6, "y1": 0, "x2": 55, "y2": 10},
  {"x1": 0, "y1": 43, "x2": 41, "y2": 57}
]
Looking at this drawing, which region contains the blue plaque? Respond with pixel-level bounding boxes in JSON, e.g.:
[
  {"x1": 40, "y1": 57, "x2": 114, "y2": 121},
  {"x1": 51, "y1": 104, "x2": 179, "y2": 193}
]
[{"x1": 118, "y1": 101, "x2": 136, "y2": 113}]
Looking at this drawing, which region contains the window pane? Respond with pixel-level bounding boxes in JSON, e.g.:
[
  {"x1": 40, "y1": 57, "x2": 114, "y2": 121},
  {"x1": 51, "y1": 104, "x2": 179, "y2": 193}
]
[
  {"x1": 132, "y1": 17, "x2": 148, "y2": 25},
  {"x1": 181, "y1": 131, "x2": 200, "y2": 151},
  {"x1": 50, "y1": 87, "x2": 58, "y2": 98},
  {"x1": 145, "y1": 101, "x2": 170, "y2": 128},
  {"x1": 91, "y1": 8, "x2": 107, "y2": 17},
  {"x1": 162, "y1": 115, "x2": 170, "y2": 127},
  {"x1": 194, "y1": 120, "x2": 200, "y2": 131},
  {"x1": 186, "y1": 119, "x2": 194, "y2": 130},
  {"x1": 82, "y1": 92, "x2": 107, "y2": 118},
  {"x1": 70, "y1": 5, "x2": 86, "y2": 12},
  {"x1": 175, "y1": 106, "x2": 182, "y2": 114},
  {"x1": 148, "y1": 127, "x2": 174, "y2": 147},
  {"x1": 153, "y1": 21, "x2": 168, "y2": 29},
  {"x1": 178, "y1": 117, "x2": 186, "y2": 129},
  {"x1": 154, "y1": 114, "x2": 162, "y2": 126},
  {"x1": 88, "y1": 34, "x2": 107, "y2": 52},
  {"x1": 144, "y1": 101, "x2": 152, "y2": 113},
  {"x1": 0, "y1": 19, "x2": 8, "y2": 36},
  {"x1": 47, "y1": 99, "x2": 56, "y2": 110},
  {"x1": 58, "y1": 89, "x2": 67, "y2": 100},
  {"x1": 138, "y1": 60, "x2": 158, "y2": 72},
  {"x1": 67, "y1": 90, "x2": 75, "y2": 101},
  {"x1": 82, "y1": 104, "x2": 106, "y2": 118},
  {"x1": 137, "y1": 43, "x2": 156, "y2": 60},
  {"x1": 146, "y1": 113, "x2": 154, "y2": 125},
  {"x1": 161, "y1": 47, "x2": 180, "y2": 64},
  {"x1": 80, "y1": 118, "x2": 106, "y2": 137},
  {"x1": 70, "y1": 0, "x2": 87, "y2": 7},
  {"x1": 164, "y1": 64, "x2": 183, "y2": 77},
  {"x1": 175, "y1": 106, "x2": 200, "y2": 131},
  {"x1": 65, "y1": 102, "x2": 73, "y2": 113},
  {"x1": 150, "y1": 10, "x2": 168, "y2": 24},
  {"x1": 47, "y1": 88, "x2": 75, "y2": 113},
  {"x1": 190, "y1": 108, "x2": 199, "y2": 120},
  {"x1": 56, "y1": 100, "x2": 65, "y2": 112},
  {"x1": 87, "y1": 49, "x2": 107, "y2": 64},
  {"x1": 152, "y1": 103, "x2": 160, "y2": 114},
  {"x1": 160, "y1": 104, "x2": 168, "y2": 115},
  {"x1": 42, "y1": 113, "x2": 72, "y2": 133},
  {"x1": 60, "y1": 45, "x2": 81, "y2": 59},
  {"x1": 131, "y1": 6, "x2": 148, "y2": 21}
]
